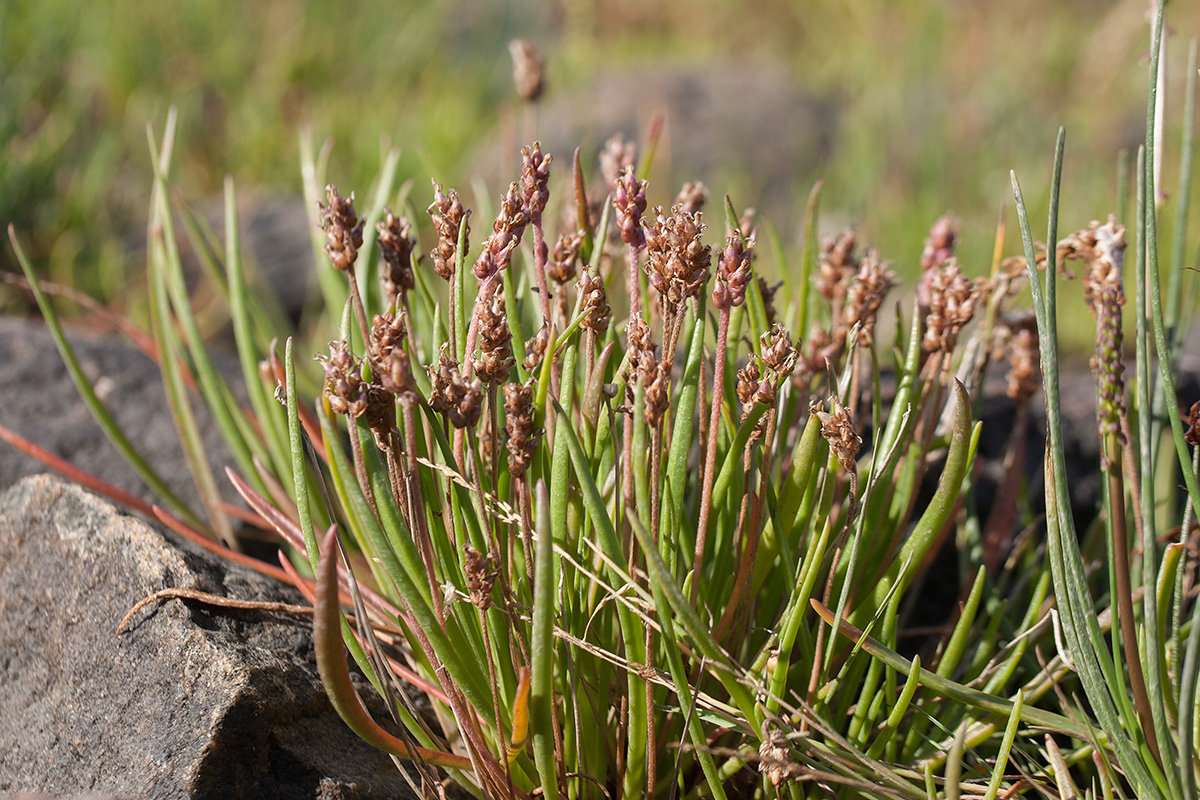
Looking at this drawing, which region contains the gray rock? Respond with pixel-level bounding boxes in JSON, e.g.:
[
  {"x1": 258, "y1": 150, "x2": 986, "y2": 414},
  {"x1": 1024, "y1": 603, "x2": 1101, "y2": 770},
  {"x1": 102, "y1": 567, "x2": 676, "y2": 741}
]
[
  {"x1": 0, "y1": 474, "x2": 416, "y2": 799},
  {"x1": 0, "y1": 314, "x2": 236, "y2": 516}
]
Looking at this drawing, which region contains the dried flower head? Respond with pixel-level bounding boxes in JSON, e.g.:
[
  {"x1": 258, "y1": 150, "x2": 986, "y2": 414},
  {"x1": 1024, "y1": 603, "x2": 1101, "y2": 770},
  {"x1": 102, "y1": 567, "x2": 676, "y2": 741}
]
[
  {"x1": 760, "y1": 324, "x2": 799, "y2": 379},
  {"x1": 758, "y1": 276, "x2": 782, "y2": 327},
  {"x1": 644, "y1": 204, "x2": 711, "y2": 315},
  {"x1": 712, "y1": 233, "x2": 753, "y2": 311},
  {"x1": 508, "y1": 39, "x2": 545, "y2": 103},
  {"x1": 1005, "y1": 314, "x2": 1040, "y2": 405},
  {"x1": 1184, "y1": 401, "x2": 1200, "y2": 447},
  {"x1": 521, "y1": 141, "x2": 552, "y2": 218},
  {"x1": 549, "y1": 229, "x2": 583, "y2": 285},
  {"x1": 317, "y1": 340, "x2": 367, "y2": 417},
  {"x1": 843, "y1": 249, "x2": 897, "y2": 345},
  {"x1": 798, "y1": 325, "x2": 834, "y2": 380},
  {"x1": 463, "y1": 544, "x2": 498, "y2": 610},
  {"x1": 523, "y1": 325, "x2": 550, "y2": 372},
  {"x1": 920, "y1": 213, "x2": 959, "y2": 272},
  {"x1": 814, "y1": 397, "x2": 861, "y2": 472},
  {"x1": 643, "y1": 359, "x2": 672, "y2": 429},
  {"x1": 504, "y1": 380, "x2": 540, "y2": 478},
  {"x1": 368, "y1": 311, "x2": 417, "y2": 398},
  {"x1": 735, "y1": 361, "x2": 773, "y2": 441},
  {"x1": 428, "y1": 346, "x2": 483, "y2": 429},
  {"x1": 1059, "y1": 217, "x2": 1128, "y2": 440},
  {"x1": 377, "y1": 208, "x2": 415, "y2": 305},
  {"x1": 578, "y1": 273, "x2": 611, "y2": 336},
  {"x1": 922, "y1": 258, "x2": 979, "y2": 354},
  {"x1": 1059, "y1": 215, "x2": 1127, "y2": 314},
  {"x1": 475, "y1": 182, "x2": 529, "y2": 280},
  {"x1": 317, "y1": 341, "x2": 394, "y2": 433},
  {"x1": 428, "y1": 181, "x2": 468, "y2": 281},
  {"x1": 599, "y1": 134, "x2": 636, "y2": 192},
  {"x1": 613, "y1": 166, "x2": 648, "y2": 250},
  {"x1": 472, "y1": 284, "x2": 514, "y2": 386},
  {"x1": 736, "y1": 362, "x2": 761, "y2": 407},
  {"x1": 626, "y1": 314, "x2": 654, "y2": 373},
  {"x1": 816, "y1": 229, "x2": 858, "y2": 302},
  {"x1": 672, "y1": 181, "x2": 708, "y2": 215},
  {"x1": 758, "y1": 725, "x2": 798, "y2": 787},
  {"x1": 319, "y1": 185, "x2": 364, "y2": 273}
]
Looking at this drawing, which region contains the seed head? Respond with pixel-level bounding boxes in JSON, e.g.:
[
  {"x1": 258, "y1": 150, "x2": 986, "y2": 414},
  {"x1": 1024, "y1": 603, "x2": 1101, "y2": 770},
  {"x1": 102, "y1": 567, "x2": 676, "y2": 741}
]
[
  {"x1": 368, "y1": 312, "x2": 417, "y2": 399},
  {"x1": 463, "y1": 544, "x2": 498, "y2": 610},
  {"x1": 760, "y1": 323, "x2": 799, "y2": 379},
  {"x1": 1059, "y1": 217, "x2": 1128, "y2": 441},
  {"x1": 613, "y1": 166, "x2": 648, "y2": 250},
  {"x1": 1005, "y1": 314, "x2": 1040, "y2": 405},
  {"x1": 319, "y1": 185, "x2": 364, "y2": 272},
  {"x1": 521, "y1": 141, "x2": 552, "y2": 218},
  {"x1": 758, "y1": 725, "x2": 798, "y2": 787},
  {"x1": 472, "y1": 284, "x2": 514, "y2": 386},
  {"x1": 317, "y1": 340, "x2": 367, "y2": 417},
  {"x1": 1059, "y1": 216, "x2": 1126, "y2": 314},
  {"x1": 549, "y1": 229, "x2": 583, "y2": 285},
  {"x1": 1184, "y1": 401, "x2": 1200, "y2": 447},
  {"x1": 578, "y1": 273, "x2": 611, "y2": 336},
  {"x1": 523, "y1": 325, "x2": 550, "y2": 372},
  {"x1": 736, "y1": 361, "x2": 761, "y2": 407},
  {"x1": 921, "y1": 258, "x2": 979, "y2": 354},
  {"x1": 599, "y1": 134, "x2": 636, "y2": 192},
  {"x1": 427, "y1": 181, "x2": 468, "y2": 281},
  {"x1": 798, "y1": 325, "x2": 834, "y2": 380},
  {"x1": 816, "y1": 229, "x2": 858, "y2": 302},
  {"x1": 712, "y1": 233, "x2": 753, "y2": 311},
  {"x1": 814, "y1": 397, "x2": 860, "y2": 473},
  {"x1": 474, "y1": 182, "x2": 529, "y2": 280},
  {"x1": 843, "y1": 249, "x2": 896, "y2": 346},
  {"x1": 508, "y1": 39, "x2": 545, "y2": 104},
  {"x1": 643, "y1": 359, "x2": 672, "y2": 429},
  {"x1": 504, "y1": 380, "x2": 540, "y2": 478},
  {"x1": 673, "y1": 181, "x2": 708, "y2": 215},
  {"x1": 626, "y1": 314, "x2": 654, "y2": 372},
  {"x1": 428, "y1": 346, "x2": 483, "y2": 430},
  {"x1": 758, "y1": 276, "x2": 782, "y2": 327},
  {"x1": 920, "y1": 213, "x2": 959, "y2": 272},
  {"x1": 644, "y1": 204, "x2": 711, "y2": 315},
  {"x1": 377, "y1": 208, "x2": 415, "y2": 305}
]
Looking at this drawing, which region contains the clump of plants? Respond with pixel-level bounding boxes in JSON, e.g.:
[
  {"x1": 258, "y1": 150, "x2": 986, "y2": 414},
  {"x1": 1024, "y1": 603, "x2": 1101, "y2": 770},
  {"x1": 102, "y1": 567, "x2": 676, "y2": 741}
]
[{"x1": 6, "y1": 8, "x2": 1200, "y2": 800}]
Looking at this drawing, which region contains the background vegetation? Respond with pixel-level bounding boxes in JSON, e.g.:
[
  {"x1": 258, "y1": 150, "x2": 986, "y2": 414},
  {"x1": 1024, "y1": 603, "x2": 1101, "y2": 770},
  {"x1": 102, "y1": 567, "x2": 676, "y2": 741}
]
[{"x1": 4, "y1": 0, "x2": 1199, "y2": 315}]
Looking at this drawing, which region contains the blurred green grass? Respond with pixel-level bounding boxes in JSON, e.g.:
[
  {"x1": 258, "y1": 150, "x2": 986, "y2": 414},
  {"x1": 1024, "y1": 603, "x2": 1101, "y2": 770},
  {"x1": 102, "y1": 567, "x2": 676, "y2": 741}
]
[{"x1": 2, "y1": 0, "x2": 1197, "y2": 342}]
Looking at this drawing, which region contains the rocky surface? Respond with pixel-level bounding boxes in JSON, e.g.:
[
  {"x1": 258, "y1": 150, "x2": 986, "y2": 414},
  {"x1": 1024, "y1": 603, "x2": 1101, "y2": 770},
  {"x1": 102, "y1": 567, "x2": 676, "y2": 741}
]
[
  {"x1": 0, "y1": 314, "x2": 235, "y2": 515},
  {"x1": 0, "y1": 474, "x2": 416, "y2": 800},
  {"x1": 0, "y1": 318, "x2": 420, "y2": 798}
]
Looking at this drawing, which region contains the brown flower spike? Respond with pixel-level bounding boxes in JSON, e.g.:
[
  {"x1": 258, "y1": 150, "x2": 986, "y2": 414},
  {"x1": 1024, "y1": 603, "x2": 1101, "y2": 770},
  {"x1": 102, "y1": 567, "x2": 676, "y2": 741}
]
[
  {"x1": 377, "y1": 208, "x2": 415, "y2": 305},
  {"x1": 814, "y1": 397, "x2": 861, "y2": 473},
  {"x1": 428, "y1": 346, "x2": 483, "y2": 430},
  {"x1": 644, "y1": 204, "x2": 711, "y2": 315},
  {"x1": 428, "y1": 182, "x2": 468, "y2": 281},
  {"x1": 508, "y1": 39, "x2": 545, "y2": 103},
  {"x1": 504, "y1": 381, "x2": 540, "y2": 478},
  {"x1": 921, "y1": 258, "x2": 979, "y2": 354},
  {"x1": 613, "y1": 166, "x2": 648, "y2": 250},
  {"x1": 712, "y1": 233, "x2": 753, "y2": 311},
  {"x1": 472, "y1": 284, "x2": 515, "y2": 386},
  {"x1": 319, "y1": 186, "x2": 364, "y2": 273}
]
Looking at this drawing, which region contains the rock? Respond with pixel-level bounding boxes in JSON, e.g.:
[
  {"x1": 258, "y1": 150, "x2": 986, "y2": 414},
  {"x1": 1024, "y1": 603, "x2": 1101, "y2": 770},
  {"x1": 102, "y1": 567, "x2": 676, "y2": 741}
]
[
  {"x1": 0, "y1": 314, "x2": 236, "y2": 516},
  {"x1": 0, "y1": 474, "x2": 416, "y2": 799}
]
